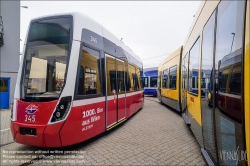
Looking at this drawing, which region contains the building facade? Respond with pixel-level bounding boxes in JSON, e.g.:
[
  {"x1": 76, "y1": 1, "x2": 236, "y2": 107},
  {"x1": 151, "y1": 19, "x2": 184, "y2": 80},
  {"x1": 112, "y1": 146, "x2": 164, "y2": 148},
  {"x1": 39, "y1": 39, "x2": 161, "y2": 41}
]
[{"x1": 0, "y1": 1, "x2": 20, "y2": 109}]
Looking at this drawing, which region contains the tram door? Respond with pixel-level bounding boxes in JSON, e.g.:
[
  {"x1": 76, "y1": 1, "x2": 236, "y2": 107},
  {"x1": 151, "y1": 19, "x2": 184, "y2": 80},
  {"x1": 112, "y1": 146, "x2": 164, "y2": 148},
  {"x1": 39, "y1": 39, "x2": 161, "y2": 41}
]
[
  {"x1": 105, "y1": 54, "x2": 126, "y2": 128},
  {"x1": 181, "y1": 53, "x2": 188, "y2": 112},
  {"x1": 201, "y1": 1, "x2": 246, "y2": 165},
  {"x1": 116, "y1": 59, "x2": 126, "y2": 122},
  {"x1": 200, "y1": 9, "x2": 217, "y2": 163}
]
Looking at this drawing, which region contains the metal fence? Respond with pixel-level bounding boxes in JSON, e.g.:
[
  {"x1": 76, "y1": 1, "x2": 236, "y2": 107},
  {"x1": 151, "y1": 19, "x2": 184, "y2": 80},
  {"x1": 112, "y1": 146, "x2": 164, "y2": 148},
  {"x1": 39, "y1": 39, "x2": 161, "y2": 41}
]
[{"x1": 0, "y1": 109, "x2": 14, "y2": 146}]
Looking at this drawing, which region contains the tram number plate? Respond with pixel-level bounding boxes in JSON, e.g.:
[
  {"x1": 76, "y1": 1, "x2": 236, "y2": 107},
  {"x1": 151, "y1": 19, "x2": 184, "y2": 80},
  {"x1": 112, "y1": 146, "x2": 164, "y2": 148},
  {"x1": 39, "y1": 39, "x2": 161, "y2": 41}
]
[{"x1": 25, "y1": 115, "x2": 36, "y2": 122}]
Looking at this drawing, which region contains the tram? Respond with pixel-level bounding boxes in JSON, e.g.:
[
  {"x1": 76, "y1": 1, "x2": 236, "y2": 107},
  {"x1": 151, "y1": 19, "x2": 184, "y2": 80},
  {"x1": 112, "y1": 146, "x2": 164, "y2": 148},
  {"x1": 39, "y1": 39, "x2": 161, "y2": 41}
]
[
  {"x1": 158, "y1": 1, "x2": 250, "y2": 165},
  {"x1": 10, "y1": 12, "x2": 144, "y2": 147},
  {"x1": 142, "y1": 67, "x2": 158, "y2": 97},
  {"x1": 158, "y1": 47, "x2": 183, "y2": 112}
]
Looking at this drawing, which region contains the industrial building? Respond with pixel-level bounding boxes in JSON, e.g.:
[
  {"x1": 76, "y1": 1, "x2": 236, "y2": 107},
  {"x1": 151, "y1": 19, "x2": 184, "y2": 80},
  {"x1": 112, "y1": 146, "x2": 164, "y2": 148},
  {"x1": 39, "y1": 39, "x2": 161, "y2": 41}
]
[{"x1": 0, "y1": 1, "x2": 20, "y2": 109}]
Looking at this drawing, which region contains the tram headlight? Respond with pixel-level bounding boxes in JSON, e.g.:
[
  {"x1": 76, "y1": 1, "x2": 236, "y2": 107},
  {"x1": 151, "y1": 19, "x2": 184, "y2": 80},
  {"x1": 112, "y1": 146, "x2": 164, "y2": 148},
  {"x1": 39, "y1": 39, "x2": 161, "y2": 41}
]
[
  {"x1": 56, "y1": 111, "x2": 61, "y2": 118},
  {"x1": 51, "y1": 96, "x2": 72, "y2": 122},
  {"x1": 60, "y1": 105, "x2": 64, "y2": 110}
]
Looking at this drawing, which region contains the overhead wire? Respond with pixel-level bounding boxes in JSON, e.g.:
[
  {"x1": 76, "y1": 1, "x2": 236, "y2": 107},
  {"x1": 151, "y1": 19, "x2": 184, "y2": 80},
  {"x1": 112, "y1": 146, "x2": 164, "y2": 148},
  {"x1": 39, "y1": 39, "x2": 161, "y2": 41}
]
[{"x1": 142, "y1": 52, "x2": 172, "y2": 60}]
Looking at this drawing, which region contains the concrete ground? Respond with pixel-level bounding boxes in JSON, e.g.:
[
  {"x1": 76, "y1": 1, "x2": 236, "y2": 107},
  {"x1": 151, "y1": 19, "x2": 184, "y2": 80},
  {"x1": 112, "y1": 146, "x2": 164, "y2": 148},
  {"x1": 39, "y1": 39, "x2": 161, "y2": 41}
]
[
  {"x1": 0, "y1": 97, "x2": 205, "y2": 165},
  {"x1": 0, "y1": 109, "x2": 13, "y2": 146}
]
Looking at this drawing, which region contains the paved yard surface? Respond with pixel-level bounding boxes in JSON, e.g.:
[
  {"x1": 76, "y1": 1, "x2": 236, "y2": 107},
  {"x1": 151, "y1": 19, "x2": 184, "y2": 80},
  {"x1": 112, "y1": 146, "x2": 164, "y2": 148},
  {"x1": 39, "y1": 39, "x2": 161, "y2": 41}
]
[
  {"x1": 0, "y1": 97, "x2": 205, "y2": 165},
  {"x1": 0, "y1": 109, "x2": 13, "y2": 146}
]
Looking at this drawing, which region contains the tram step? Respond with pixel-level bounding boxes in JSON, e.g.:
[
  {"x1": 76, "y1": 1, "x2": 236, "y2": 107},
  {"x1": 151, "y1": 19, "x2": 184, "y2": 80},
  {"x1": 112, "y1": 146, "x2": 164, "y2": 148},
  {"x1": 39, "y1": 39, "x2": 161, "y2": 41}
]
[
  {"x1": 181, "y1": 112, "x2": 191, "y2": 126},
  {"x1": 201, "y1": 148, "x2": 215, "y2": 166}
]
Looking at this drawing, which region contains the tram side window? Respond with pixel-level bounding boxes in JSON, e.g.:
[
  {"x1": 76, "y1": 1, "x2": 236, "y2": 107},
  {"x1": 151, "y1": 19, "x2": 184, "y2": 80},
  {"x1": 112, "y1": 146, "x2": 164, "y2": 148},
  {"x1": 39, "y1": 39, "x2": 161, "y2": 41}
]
[
  {"x1": 201, "y1": 78, "x2": 206, "y2": 88},
  {"x1": 133, "y1": 73, "x2": 139, "y2": 90},
  {"x1": 169, "y1": 66, "x2": 177, "y2": 89},
  {"x1": 214, "y1": 2, "x2": 245, "y2": 165},
  {"x1": 136, "y1": 68, "x2": 142, "y2": 90},
  {"x1": 143, "y1": 77, "x2": 148, "y2": 87},
  {"x1": 157, "y1": 71, "x2": 162, "y2": 89},
  {"x1": 188, "y1": 37, "x2": 200, "y2": 95},
  {"x1": 128, "y1": 64, "x2": 135, "y2": 91},
  {"x1": 138, "y1": 77, "x2": 141, "y2": 90},
  {"x1": 192, "y1": 77, "x2": 196, "y2": 88},
  {"x1": 162, "y1": 69, "x2": 168, "y2": 88},
  {"x1": 150, "y1": 76, "x2": 157, "y2": 87},
  {"x1": 229, "y1": 65, "x2": 241, "y2": 94},
  {"x1": 140, "y1": 77, "x2": 144, "y2": 88},
  {"x1": 117, "y1": 71, "x2": 125, "y2": 94},
  {"x1": 125, "y1": 72, "x2": 131, "y2": 91},
  {"x1": 116, "y1": 59, "x2": 125, "y2": 94},
  {"x1": 216, "y1": 0, "x2": 244, "y2": 96},
  {"x1": 77, "y1": 46, "x2": 101, "y2": 96},
  {"x1": 219, "y1": 68, "x2": 230, "y2": 93}
]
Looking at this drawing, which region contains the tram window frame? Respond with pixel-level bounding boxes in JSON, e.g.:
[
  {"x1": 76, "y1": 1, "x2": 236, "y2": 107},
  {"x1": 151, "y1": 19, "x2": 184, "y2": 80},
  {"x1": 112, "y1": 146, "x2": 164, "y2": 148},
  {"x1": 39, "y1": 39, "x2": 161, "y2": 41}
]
[
  {"x1": 188, "y1": 37, "x2": 200, "y2": 96},
  {"x1": 169, "y1": 65, "x2": 177, "y2": 90},
  {"x1": 75, "y1": 43, "x2": 103, "y2": 99}
]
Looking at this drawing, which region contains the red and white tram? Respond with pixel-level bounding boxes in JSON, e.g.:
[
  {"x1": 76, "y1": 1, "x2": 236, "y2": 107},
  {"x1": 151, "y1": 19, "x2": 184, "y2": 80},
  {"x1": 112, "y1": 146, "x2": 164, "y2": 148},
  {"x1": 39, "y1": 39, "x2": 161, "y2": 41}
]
[{"x1": 11, "y1": 13, "x2": 144, "y2": 147}]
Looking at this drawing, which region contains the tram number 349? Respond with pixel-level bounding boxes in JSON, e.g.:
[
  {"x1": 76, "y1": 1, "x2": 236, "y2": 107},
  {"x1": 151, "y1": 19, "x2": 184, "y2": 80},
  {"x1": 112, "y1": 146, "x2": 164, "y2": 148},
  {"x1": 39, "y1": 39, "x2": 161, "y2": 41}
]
[
  {"x1": 82, "y1": 109, "x2": 96, "y2": 118},
  {"x1": 25, "y1": 115, "x2": 36, "y2": 122}
]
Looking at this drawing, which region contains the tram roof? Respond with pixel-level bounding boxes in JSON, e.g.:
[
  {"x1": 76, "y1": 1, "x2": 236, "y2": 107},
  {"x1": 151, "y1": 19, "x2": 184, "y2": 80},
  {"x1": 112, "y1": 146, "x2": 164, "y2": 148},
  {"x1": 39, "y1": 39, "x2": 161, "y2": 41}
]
[
  {"x1": 159, "y1": 46, "x2": 182, "y2": 67},
  {"x1": 183, "y1": 1, "x2": 205, "y2": 47},
  {"x1": 143, "y1": 67, "x2": 158, "y2": 72},
  {"x1": 28, "y1": 12, "x2": 142, "y2": 64}
]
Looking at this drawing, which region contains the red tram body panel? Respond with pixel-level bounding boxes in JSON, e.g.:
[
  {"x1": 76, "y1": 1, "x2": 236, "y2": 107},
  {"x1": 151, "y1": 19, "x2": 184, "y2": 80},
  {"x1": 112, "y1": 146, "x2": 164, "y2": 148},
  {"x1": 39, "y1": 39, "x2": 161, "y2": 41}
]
[{"x1": 11, "y1": 93, "x2": 143, "y2": 147}]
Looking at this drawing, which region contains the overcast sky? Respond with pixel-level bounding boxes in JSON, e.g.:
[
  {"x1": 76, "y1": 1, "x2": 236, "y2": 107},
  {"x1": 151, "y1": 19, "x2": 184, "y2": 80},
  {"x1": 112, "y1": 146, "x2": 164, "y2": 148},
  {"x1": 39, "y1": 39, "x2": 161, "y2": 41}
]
[{"x1": 20, "y1": 1, "x2": 201, "y2": 68}]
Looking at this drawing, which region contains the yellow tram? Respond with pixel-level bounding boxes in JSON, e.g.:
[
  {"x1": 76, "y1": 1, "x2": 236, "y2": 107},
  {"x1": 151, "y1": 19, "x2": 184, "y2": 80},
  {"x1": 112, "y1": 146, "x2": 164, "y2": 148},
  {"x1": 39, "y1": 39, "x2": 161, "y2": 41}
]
[{"x1": 158, "y1": 1, "x2": 250, "y2": 165}]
